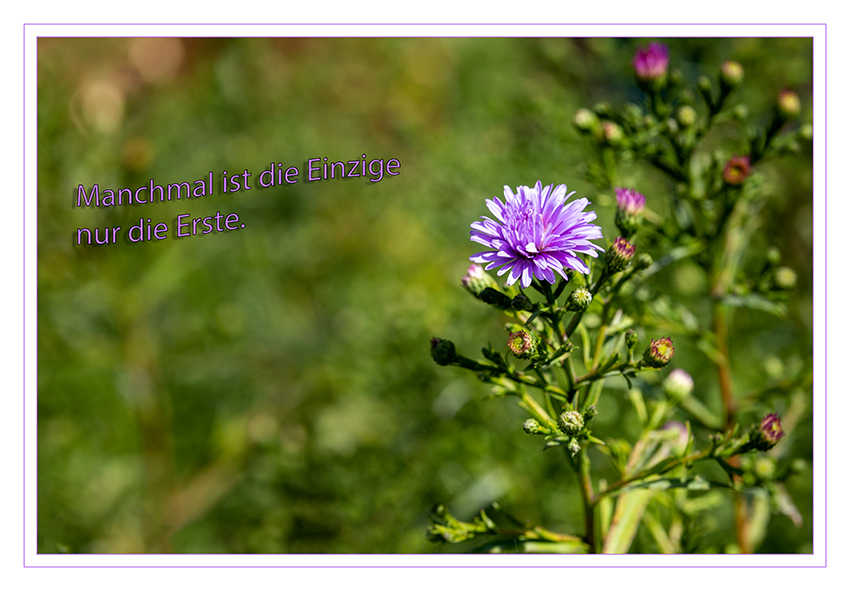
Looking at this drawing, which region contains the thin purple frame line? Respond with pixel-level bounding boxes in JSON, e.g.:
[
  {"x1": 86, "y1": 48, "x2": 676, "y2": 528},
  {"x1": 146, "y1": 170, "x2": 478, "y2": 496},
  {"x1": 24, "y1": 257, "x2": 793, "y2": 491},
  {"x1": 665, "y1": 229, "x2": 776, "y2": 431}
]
[
  {"x1": 25, "y1": 25, "x2": 823, "y2": 567},
  {"x1": 823, "y1": 23, "x2": 827, "y2": 568},
  {"x1": 22, "y1": 22, "x2": 828, "y2": 25},
  {"x1": 23, "y1": 22, "x2": 27, "y2": 570}
]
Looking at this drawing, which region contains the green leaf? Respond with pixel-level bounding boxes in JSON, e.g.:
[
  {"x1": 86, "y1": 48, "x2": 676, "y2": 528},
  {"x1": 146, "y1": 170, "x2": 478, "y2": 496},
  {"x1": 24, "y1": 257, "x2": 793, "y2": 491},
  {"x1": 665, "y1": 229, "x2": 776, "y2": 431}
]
[{"x1": 722, "y1": 294, "x2": 787, "y2": 318}]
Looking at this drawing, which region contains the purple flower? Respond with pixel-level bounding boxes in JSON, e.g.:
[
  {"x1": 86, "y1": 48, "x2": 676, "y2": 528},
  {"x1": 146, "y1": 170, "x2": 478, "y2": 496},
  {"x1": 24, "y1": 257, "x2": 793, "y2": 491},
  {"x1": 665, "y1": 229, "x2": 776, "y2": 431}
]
[
  {"x1": 633, "y1": 43, "x2": 669, "y2": 81},
  {"x1": 470, "y1": 182, "x2": 604, "y2": 289}
]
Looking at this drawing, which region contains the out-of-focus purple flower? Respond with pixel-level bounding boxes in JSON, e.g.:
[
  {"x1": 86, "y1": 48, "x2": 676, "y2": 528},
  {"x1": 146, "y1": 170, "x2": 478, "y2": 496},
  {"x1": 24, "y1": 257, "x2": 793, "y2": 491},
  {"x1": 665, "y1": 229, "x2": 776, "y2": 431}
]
[
  {"x1": 470, "y1": 181, "x2": 604, "y2": 289},
  {"x1": 633, "y1": 43, "x2": 669, "y2": 81},
  {"x1": 615, "y1": 188, "x2": 646, "y2": 216},
  {"x1": 662, "y1": 421, "x2": 689, "y2": 456},
  {"x1": 723, "y1": 155, "x2": 752, "y2": 185},
  {"x1": 615, "y1": 187, "x2": 646, "y2": 237},
  {"x1": 663, "y1": 368, "x2": 694, "y2": 401}
]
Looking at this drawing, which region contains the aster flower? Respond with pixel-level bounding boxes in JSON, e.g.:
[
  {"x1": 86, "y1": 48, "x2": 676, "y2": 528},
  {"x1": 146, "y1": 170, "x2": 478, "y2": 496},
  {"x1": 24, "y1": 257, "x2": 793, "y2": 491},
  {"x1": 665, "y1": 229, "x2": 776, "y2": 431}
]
[
  {"x1": 723, "y1": 155, "x2": 752, "y2": 185},
  {"x1": 470, "y1": 181, "x2": 604, "y2": 289},
  {"x1": 633, "y1": 43, "x2": 669, "y2": 81}
]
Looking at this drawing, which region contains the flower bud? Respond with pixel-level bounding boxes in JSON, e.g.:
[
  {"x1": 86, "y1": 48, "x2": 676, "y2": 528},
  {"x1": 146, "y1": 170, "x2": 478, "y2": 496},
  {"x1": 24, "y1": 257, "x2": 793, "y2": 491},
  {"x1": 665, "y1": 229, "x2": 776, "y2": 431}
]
[
  {"x1": 558, "y1": 410, "x2": 585, "y2": 436},
  {"x1": 566, "y1": 287, "x2": 593, "y2": 312},
  {"x1": 676, "y1": 105, "x2": 697, "y2": 127},
  {"x1": 479, "y1": 287, "x2": 513, "y2": 310},
  {"x1": 777, "y1": 89, "x2": 801, "y2": 121},
  {"x1": 573, "y1": 108, "x2": 598, "y2": 133},
  {"x1": 731, "y1": 104, "x2": 749, "y2": 120},
  {"x1": 722, "y1": 155, "x2": 752, "y2": 185},
  {"x1": 614, "y1": 187, "x2": 646, "y2": 237},
  {"x1": 749, "y1": 413, "x2": 785, "y2": 451},
  {"x1": 511, "y1": 294, "x2": 535, "y2": 311},
  {"x1": 719, "y1": 60, "x2": 744, "y2": 89},
  {"x1": 632, "y1": 42, "x2": 669, "y2": 82},
  {"x1": 567, "y1": 439, "x2": 581, "y2": 457},
  {"x1": 461, "y1": 264, "x2": 499, "y2": 299},
  {"x1": 523, "y1": 418, "x2": 541, "y2": 434},
  {"x1": 754, "y1": 457, "x2": 776, "y2": 480},
  {"x1": 643, "y1": 337, "x2": 675, "y2": 368},
  {"x1": 773, "y1": 267, "x2": 797, "y2": 291},
  {"x1": 662, "y1": 368, "x2": 694, "y2": 402},
  {"x1": 507, "y1": 330, "x2": 538, "y2": 360},
  {"x1": 584, "y1": 405, "x2": 598, "y2": 422},
  {"x1": 766, "y1": 246, "x2": 781, "y2": 266},
  {"x1": 605, "y1": 237, "x2": 636, "y2": 272},
  {"x1": 634, "y1": 253, "x2": 653, "y2": 271},
  {"x1": 430, "y1": 337, "x2": 458, "y2": 366},
  {"x1": 599, "y1": 121, "x2": 624, "y2": 146},
  {"x1": 800, "y1": 123, "x2": 813, "y2": 140},
  {"x1": 696, "y1": 75, "x2": 712, "y2": 93},
  {"x1": 625, "y1": 329, "x2": 639, "y2": 350},
  {"x1": 662, "y1": 421, "x2": 689, "y2": 456}
]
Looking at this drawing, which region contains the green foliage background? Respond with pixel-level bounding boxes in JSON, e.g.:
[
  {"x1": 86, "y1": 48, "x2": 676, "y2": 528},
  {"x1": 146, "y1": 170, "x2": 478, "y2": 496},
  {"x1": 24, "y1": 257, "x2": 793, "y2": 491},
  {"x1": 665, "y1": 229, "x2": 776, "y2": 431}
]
[{"x1": 37, "y1": 37, "x2": 813, "y2": 553}]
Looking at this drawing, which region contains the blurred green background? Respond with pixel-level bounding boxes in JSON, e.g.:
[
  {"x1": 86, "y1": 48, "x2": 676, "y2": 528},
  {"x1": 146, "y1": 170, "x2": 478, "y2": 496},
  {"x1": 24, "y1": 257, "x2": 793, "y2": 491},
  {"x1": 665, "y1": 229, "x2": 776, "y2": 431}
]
[{"x1": 37, "y1": 37, "x2": 813, "y2": 553}]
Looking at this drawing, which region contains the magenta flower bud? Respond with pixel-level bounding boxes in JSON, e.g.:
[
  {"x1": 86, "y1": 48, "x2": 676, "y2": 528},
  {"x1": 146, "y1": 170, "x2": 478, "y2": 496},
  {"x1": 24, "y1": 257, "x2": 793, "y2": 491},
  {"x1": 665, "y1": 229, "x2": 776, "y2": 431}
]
[
  {"x1": 461, "y1": 263, "x2": 498, "y2": 299},
  {"x1": 723, "y1": 155, "x2": 752, "y2": 185},
  {"x1": 633, "y1": 43, "x2": 669, "y2": 81},
  {"x1": 615, "y1": 187, "x2": 646, "y2": 237},
  {"x1": 605, "y1": 237, "x2": 636, "y2": 272},
  {"x1": 751, "y1": 413, "x2": 785, "y2": 451},
  {"x1": 643, "y1": 337, "x2": 675, "y2": 368}
]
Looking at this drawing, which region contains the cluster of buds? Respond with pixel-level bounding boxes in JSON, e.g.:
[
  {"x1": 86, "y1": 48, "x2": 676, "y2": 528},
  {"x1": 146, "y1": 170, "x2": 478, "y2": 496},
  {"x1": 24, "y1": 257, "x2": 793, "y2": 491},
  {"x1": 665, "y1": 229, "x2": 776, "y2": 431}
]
[{"x1": 558, "y1": 410, "x2": 585, "y2": 436}]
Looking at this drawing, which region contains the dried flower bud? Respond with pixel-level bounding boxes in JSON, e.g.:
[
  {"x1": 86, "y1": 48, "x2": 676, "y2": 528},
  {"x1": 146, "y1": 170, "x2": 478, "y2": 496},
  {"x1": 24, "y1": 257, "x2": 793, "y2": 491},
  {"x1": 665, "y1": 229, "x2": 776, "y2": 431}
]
[
  {"x1": 479, "y1": 287, "x2": 513, "y2": 310},
  {"x1": 507, "y1": 330, "x2": 538, "y2": 360},
  {"x1": 558, "y1": 410, "x2": 585, "y2": 436},
  {"x1": 723, "y1": 155, "x2": 752, "y2": 185},
  {"x1": 511, "y1": 294, "x2": 535, "y2": 311},
  {"x1": 750, "y1": 413, "x2": 785, "y2": 451},
  {"x1": 573, "y1": 108, "x2": 598, "y2": 133},
  {"x1": 643, "y1": 337, "x2": 675, "y2": 368},
  {"x1": 462, "y1": 264, "x2": 499, "y2": 299},
  {"x1": 523, "y1": 418, "x2": 541, "y2": 434},
  {"x1": 663, "y1": 369, "x2": 694, "y2": 402},
  {"x1": 605, "y1": 237, "x2": 636, "y2": 272},
  {"x1": 777, "y1": 89, "x2": 801, "y2": 121},
  {"x1": 720, "y1": 60, "x2": 744, "y2": 89},
  {"x1": 615, "y1": 187, "x2": 646, "y2": 237},
  {"x1": 430, "y1": 337, "x2": 458, "y2": 366},
  {"x1": 566, "y1": 287, "x2": 593, "y2": 312}
]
